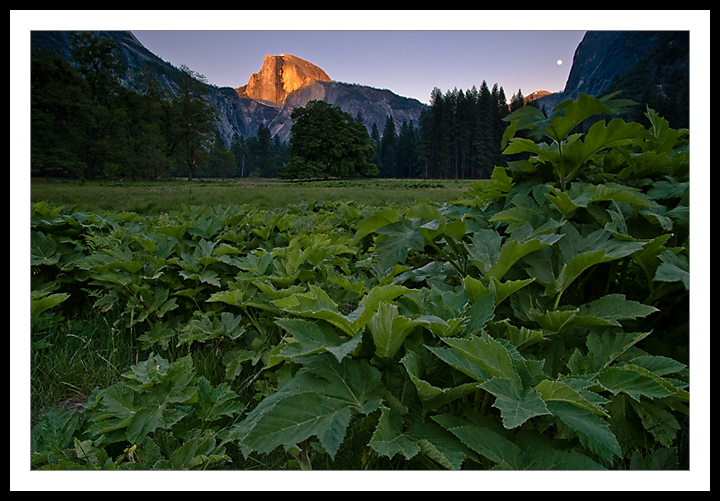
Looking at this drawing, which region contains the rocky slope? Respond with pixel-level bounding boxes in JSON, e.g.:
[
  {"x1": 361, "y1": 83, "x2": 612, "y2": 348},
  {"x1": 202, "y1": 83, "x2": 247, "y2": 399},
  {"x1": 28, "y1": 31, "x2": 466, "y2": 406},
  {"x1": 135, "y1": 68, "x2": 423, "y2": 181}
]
[{"x1": 534, "y1": 31, "x2": 689, "y2": 127}]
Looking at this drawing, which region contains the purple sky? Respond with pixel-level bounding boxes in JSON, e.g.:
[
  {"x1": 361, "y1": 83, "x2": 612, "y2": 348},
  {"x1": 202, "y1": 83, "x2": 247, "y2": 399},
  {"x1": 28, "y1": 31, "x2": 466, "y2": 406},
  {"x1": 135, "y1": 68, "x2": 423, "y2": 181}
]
[{"x1": 132, "y1": 29, "x2": 585, "y2": 104}]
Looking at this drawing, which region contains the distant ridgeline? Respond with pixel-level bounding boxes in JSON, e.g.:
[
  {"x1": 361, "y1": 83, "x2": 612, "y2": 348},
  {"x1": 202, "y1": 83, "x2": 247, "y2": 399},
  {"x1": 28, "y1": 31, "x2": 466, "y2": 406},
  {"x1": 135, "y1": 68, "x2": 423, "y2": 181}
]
[{"x1": 30, "y1": 30, "x2": 689, "y2": 181}]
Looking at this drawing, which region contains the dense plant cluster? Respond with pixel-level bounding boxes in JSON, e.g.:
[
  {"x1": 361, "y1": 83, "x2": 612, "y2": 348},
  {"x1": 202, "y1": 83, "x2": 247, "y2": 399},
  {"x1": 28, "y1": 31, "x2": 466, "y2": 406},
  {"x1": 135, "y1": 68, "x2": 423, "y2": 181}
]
[{"x1": 31, "y1": 94, "x2": 689, "y2": 470}]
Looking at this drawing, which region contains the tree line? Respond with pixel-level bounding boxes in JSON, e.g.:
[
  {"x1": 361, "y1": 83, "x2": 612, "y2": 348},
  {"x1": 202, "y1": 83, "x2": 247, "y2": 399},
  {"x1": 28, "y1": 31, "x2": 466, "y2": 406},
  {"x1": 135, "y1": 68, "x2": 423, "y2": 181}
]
[
  {"x1": 31, "y1": 32, "x2": 538, "y2": 182},
  {"x1": 372, "y1": 83, "x2": 530, "y2": 180}
]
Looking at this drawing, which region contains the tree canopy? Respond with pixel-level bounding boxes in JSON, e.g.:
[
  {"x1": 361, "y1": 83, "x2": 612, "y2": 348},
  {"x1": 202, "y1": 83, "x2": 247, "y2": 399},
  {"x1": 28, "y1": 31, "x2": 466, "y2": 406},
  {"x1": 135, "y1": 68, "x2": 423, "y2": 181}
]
[{"x1": 280, "y1": 100, "x2": 378, "y2": 180}]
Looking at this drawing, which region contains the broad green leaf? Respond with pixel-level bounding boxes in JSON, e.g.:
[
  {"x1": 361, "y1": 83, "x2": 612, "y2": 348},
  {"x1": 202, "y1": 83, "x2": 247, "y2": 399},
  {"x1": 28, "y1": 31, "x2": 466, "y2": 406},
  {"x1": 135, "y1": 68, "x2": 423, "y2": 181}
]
[
  {"x1": 230, "y1": 355, "x2": 383, "y2": 459},
  {"x1": 513, "y1": 429, "x2": 606, "y2": 470},
  {"x1": 546, "y1": 401, "x2": 621, "y2": 461},
  {"x1": 568, "y1": 330, "x2": 653, "y2": 374},
  {"x1": 401, "y1": 350, "x2": 478, "y2": 413},
  {"x1": 544, "y1": 93, "x2": 625, "y2": 143},
  {"x1": 31, "y1": 407, "x2": 80, "y2": 457},
  {"x1": 461, "y1": 292, "x2": 496, "y2": 336},
  {"x1": 195, "y1": 378, "x2": 246, "y2": 424},
  {"x1": 353, "y1": 208, "x2": 401, "y2": 242},
  {"x1": 535, "y1": 379, "x2": 608, "y2": 417},
  {"x1": 463, "y1": 275, "x2": 492, "y2": 303},
  {"x1": 441, "y1": 333, "x2": 514, "y2": 379},
  {"x1": 374, "y1": 219, "x2": 426, "y2": 270},
  {"x1": 426, "y1": 345, "x2": 491, "y2": 383},
  {"x1": 489, "y1": 277, "x2": 535, "y2": 306},
  {"x1": 628, "y1": 398, "x2": 681, "y2": 448},
  {"x1": 596, "y1": 364, "x2": 679, "y2": 402},
  {"x1": 369, "y1": 301, "x2": 418, "y2": 358},
  {"x1": 479, "y1": 376, "x2": 550, "y2": 429},
  {"x1": 433, "y1": 415, "x2": 522, "y2": 469},
  {"x1": 574, "y1": 294, "x2": 658, "y2": 328},
  {"x1": 587, "y1": 183, "x2": 653, "y2": 208},
  {"x1": 162, "y1": 432, "x2": 230, "y2": 470},
  {"x1": 565, "y1": 118, "x2": 649, "y2": 171},
  {"x1": 238, "y1": 391, "x2": 353, "y2": 459},
  {"x1": 272, "y1": 285, "x2": 357, "y2": 336},
  {"x1": 31, "y1": 231, "x2": 60, "y2": 266},
  {"x1": 548, "y1": 249, "x2": 609, "y2": 297},
  {"x1": 486, "y1": 234, "x2": 562, "y2": 282},
  {"x1": 654, "y1": 250, "x2": 689, "y2": 289},
  {"x1": 501, "y1": 105, "x2": 549, "y2": 147},
  {"x1": 273, "y1": 318, "x2": 361, "y2": 364},
  {"x1": 354, "y1": 284, "x2": 416, "y2": 332},
  {"x1": 530, "y1": 308, "x2": 579, "y2": 333},
  {"x1": 486, "y1": 319, "x2": 548, "y2": 350},
  {"x1": 369, "y1": 406, "x2": 421, "y2": 460},
  {"x1": 405, "y1": 422, "x2": 477, "y2": 470},
  {"x1": 177, "y1": 312, "x2": 245, "y2": 347},
  {"x1": 465, "y1": 228, "x2": 502, "y2": 274},
  {"x1": 31, "y1": 292, "x2": 70, "y2": 319}
]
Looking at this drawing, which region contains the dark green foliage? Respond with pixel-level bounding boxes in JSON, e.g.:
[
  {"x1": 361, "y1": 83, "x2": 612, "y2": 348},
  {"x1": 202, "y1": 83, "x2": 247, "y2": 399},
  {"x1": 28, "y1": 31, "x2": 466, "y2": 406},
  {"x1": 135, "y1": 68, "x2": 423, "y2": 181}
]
[
  {"x1": 417, "y1": 82, "x2": 511, "y2": 180},
  {"x1": 31, "y1": 32, "x2": 220, "y2": 181},
  {"x1": 281, "y1": 100, "x2": 378, "y2": 180},
  {"x1": 30, "y1": 94, "x2": 690, "y2": 471}
]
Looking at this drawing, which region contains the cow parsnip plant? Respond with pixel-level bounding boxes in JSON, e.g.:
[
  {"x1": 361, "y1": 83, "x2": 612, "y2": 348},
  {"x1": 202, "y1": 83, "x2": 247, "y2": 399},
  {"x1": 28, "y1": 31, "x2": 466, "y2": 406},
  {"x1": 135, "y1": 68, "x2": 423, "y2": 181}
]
[{"x1": 30, "y1": 94, "x2": 689, "y2": 470}]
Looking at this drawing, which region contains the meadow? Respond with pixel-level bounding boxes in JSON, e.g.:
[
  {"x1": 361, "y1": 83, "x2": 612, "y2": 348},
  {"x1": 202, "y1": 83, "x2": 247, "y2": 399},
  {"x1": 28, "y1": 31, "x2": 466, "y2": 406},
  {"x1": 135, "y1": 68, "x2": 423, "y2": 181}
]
[{"x1": 30, "y1": 178, "x2": 473, "y2": 215}]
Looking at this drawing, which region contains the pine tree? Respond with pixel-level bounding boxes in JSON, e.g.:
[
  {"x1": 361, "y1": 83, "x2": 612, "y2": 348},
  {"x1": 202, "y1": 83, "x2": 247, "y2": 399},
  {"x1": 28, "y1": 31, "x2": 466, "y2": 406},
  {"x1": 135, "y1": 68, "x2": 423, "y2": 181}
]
[{"x1": 380, "y1": 115, "x2": 397, "y2": 178}]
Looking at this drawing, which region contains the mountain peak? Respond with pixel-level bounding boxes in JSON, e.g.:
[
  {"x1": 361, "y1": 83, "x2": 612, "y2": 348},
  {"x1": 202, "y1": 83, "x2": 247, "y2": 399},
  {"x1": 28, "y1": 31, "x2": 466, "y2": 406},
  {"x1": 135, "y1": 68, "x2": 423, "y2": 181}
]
[{"x1": 236, "y1": 54, "x2": 331, "y2": 106}]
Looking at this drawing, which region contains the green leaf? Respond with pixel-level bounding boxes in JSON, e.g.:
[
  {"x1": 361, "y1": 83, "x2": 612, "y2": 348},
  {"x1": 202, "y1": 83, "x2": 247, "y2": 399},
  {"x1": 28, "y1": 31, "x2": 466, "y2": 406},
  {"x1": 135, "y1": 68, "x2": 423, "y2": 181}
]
[
  {"x1": 629, "y1": 399, "x2": 681, "y2": 448},
  {"x1": 596, "y1": 364, "x2": 679, "y2": 402},
  {"x1": 485, "y1": 233, "x2": 562, "y2": 282},
  {"x1": 374, "y1": 218, "x2": 426, "y2": 270},
  {"x1": 546, "y1": 401, "x2": 621, "y2": 461},
  {"x1": 441, "y1": 333, "x2": 514, "y2": 379},
  {"x1": 544, "y1": 93, "x2": 623, "y2": 143},
  {"x1": 230, "y1": 354, "x2": 382, "y2": 459},
  {"x1": 465, "y1": 228, "x2": 502, "y2": 274},
  {"x1": 353, "y1": 208, "x2": 401, "y2": 242},
  {"x1": 272, "y1": 285, "x2": 357, "y2": 336},
  {"x1": 568, "y1": 330, "x2": 653, "y2": 374},
  {"x1": 654, "y1": 250, "x2": 689, "y2": 289},
  {"x1": 369, "y1": 301, "x2": 418, "y2": 358},
  {"x1": 31, "y1": 292, "x2": 70, "y2": 319},
  {"x1": 574, "y1": 294, "x2": 658, "y2": 328},
  {"x1": 238, "y1": 391, "x2": 353, "y2": 459},
  {"x1": 405, "y1": 422, "x2": 477, "y2": 470},
  {"x1": 401, "y1": 350, "x2": 478, "y2": 413},
  {"x1": 354, "y1": 284, "x2": 416, "y2": 332},
  {"x1": 31, "y1": 231, "x2": 60, "y2": 266},
  {"x1": 426, "y1": 345, "x2": 491, "y2": 383},
  {"x1": 535, "y1": 379, "x2": 608, "y2": 417},
  {"x1": 369, "y1": 406, "x2": 421, "y2": 460},
  {"x1": 195, "y1": 378, "x2": 246, "y2": 424},
  {"x1": 433, "y1": 414, "x2": 522, "y2": 469},
  {"x1": 273, "y1": 318, "x2": 361, "y2": 364},
  {"x1": 479, "y1": 376, "x2": 550, "y2": 429}
]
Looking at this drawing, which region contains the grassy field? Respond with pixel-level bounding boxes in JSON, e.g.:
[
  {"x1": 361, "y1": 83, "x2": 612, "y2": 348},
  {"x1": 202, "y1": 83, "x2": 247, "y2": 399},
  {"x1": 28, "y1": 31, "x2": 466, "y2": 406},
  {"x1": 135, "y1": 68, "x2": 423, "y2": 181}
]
[{"x1": 30, "y1": 177, "x2": 475, "y2": 215}]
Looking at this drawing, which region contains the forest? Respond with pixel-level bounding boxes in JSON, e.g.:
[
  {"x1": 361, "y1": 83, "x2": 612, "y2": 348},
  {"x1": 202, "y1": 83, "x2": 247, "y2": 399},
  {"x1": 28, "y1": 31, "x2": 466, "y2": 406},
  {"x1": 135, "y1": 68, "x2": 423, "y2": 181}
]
[{"x1": 31, "y1": 32, "x2": 535, "y2": 182}]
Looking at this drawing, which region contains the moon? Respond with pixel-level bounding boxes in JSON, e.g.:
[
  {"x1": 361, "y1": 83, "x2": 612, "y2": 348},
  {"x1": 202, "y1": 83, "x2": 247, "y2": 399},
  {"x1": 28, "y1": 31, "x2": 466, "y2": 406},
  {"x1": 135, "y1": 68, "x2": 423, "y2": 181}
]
[{"x1": 556, "y1": 59, "x2": 563, "y2": 66}]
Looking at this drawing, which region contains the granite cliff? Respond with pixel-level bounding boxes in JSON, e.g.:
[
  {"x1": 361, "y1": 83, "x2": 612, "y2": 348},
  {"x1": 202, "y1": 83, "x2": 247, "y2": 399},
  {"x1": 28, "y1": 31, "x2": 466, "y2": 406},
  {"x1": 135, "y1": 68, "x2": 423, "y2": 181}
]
[
  {"x1": 534, "y1": 31, "x2": 689, "y2": 127},
  {"x1": 236, "y1": 54, "x2": 331, "y2": 106},
  {"x1": 232, "y1": 54, "x2": 428, "y2": 143}
]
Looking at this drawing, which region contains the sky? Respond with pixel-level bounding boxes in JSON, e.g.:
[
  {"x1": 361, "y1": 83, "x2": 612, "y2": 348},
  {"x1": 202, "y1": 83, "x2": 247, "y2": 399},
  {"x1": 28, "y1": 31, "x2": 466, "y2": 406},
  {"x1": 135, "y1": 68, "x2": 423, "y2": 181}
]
[{"x1": 131, "y1": 29, "x2": 586, "y2": 104}]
